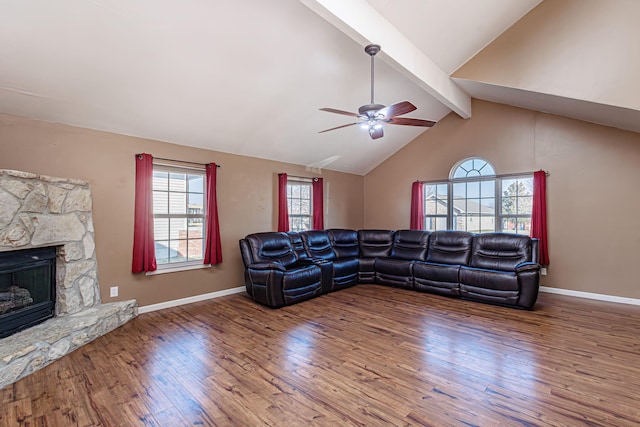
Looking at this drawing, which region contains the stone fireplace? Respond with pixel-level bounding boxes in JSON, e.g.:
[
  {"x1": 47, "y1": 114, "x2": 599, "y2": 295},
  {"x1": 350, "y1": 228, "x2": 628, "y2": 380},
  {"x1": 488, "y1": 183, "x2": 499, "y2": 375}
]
[{"x1": 0, "y1": 169, "x2": 137, "y2": 389}]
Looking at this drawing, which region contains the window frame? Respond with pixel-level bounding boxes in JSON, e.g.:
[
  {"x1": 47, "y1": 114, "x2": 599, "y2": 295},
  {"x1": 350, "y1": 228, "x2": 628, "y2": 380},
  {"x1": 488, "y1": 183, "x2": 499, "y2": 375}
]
[
  {"x1": 498, "y1": 175, "x2": 534, "y2": 235},
  {"x1": 286, "y1": 178, "x2": 313, "y2": 232},
  {"x1": 422, "y1": 158, "x2": 533, "y2": 235},
  {"x1": 151, "y1": 163, "x2": 208, "y2": 272}
]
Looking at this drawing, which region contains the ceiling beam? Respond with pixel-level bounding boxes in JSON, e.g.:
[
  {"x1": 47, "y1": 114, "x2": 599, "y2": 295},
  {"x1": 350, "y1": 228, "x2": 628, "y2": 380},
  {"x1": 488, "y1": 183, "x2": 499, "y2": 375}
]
[{"x1": 301, "y1": 0, "x2": 472, "y2": 118}]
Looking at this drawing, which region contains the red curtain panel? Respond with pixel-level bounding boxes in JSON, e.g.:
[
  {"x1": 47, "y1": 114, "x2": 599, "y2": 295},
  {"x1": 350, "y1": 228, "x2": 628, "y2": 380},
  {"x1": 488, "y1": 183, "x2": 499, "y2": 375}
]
[
  {"x1": 132, "y1": 153, "x2": 157, "y2": 273},
  {"x1": 410, "y1": 181, "x2": 424, "y2": 230},
  {"x1": 312, "y1": 178, "x2": 324, "y2": 230},
  {"x1": 531, "y1": 170, "x2": 550, "y2": 265},
  {"x1": 277, "y1": 173, "x2": 289, "y2": 232},
  {"x1": 204, "y1": 163, "x2": 222, "y2": 265}
]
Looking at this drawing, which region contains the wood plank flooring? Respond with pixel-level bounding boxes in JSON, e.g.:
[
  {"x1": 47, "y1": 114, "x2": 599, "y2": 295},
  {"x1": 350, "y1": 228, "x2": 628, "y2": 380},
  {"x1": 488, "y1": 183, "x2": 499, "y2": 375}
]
[{"x1": 2, "y1": 285, "x2": 640, "y2": 426}]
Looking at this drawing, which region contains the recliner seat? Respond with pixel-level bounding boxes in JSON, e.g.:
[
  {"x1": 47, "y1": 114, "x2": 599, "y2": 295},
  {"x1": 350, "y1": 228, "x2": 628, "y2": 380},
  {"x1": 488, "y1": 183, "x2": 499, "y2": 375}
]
[
  {"x1": 413, "y1": 231, "x2": 473, "y2": 297},
  {"x1": 239, "y1": 232, "x2": 322, "y2": 307},
  {"x1": 376, "y1": 230, "x2": 430, "y2": 290}
]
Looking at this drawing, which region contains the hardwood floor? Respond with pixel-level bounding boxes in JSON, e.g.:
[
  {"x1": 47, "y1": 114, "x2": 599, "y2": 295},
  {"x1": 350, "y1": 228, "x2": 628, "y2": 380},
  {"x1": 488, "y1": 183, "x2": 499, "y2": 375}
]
[{"x1": 2, "y1": 285, "x2": 640, "y2": 426}]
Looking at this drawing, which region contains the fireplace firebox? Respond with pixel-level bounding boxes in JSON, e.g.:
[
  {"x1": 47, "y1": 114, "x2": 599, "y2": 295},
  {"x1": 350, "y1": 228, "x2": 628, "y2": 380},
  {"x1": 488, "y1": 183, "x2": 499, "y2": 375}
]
[{"x1": 0, "y1": 246, "x2": 56, "y2": 338}]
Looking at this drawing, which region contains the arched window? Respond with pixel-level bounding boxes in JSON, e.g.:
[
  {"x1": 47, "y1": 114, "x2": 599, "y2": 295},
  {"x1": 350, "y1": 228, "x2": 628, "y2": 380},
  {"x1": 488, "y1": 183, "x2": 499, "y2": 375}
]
[
  {"x1": 423, "y1": 158, "x2": 532, "y2": 234},
  {"x1": 450, "y1": 158, "x2": 496, "y2": 233},
  {"x1": 450, "y1": 158, "x2": 495, "y2": 179}
]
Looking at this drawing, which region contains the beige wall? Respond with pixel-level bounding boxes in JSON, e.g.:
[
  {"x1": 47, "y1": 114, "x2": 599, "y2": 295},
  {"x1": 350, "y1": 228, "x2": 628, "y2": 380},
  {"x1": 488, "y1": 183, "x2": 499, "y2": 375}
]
[
  {"x1": 4, "y1": 98, "x2": 640, "y2": 303},
  {"x1": 365, "y1": 99, "x2": 640, "y2": 299},
  {"x1": 0, "y1": 114, "x2": 364, "y2": 306},
  {"x1": 454, "y1": 0, "x2": 640, "y2": 111}
]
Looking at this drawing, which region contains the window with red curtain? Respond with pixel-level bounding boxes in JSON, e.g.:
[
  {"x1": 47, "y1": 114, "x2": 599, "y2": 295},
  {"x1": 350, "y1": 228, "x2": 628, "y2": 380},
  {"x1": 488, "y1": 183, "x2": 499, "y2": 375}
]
[
  {"x1": 531, "y1": 170, "x2": 549, "y2": 265},
  {"x1": 277, "y1": 173, "x2": 289, "y2": 232},
  {"x1": 132, "y1": 153, "x2": 157, "y2": 273},
  {"x1": 410, "y1": 181, "x2": 424, "y2": 230},
  {"x1": 312, "y1": 178, "x2": 324, "y2": 230},
  {"x1": 204, "y1": 163, "x2": 222, "y2": 265}
]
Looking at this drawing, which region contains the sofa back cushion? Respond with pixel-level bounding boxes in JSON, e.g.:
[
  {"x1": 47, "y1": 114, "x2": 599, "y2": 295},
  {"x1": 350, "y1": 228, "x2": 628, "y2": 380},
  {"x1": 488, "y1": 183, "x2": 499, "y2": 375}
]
[
  {"x1": 470, "y1": 233, "x2": 532, "y2": 271},
  {"x1": 244, "y1": 232, "x2": 297, "y2": 267},
  {"x1": 287, "y1": 232, "x2": 308, "y2": 260},
  {"x1": 300, "y1": 230, "x2": 336, "y2": 260},
  {"x1": 390, "y1": 230, "x2": 430, "y2": 261},
  {"x1": 328, "y1": 229, "x2": 359, "y2": 258},
  {"x1": 358, "y1": 230, "x2": 394, "y2": 258},
  {"x1": 426, "y1": 231, "x2": 473, "y2": 265}
]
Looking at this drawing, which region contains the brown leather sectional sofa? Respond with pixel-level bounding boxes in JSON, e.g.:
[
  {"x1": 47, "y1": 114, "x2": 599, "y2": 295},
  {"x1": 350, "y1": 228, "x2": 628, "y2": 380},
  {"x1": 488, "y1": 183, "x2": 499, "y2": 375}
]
[{"x1": 239, "y1": 229, "x2": 541, "y2": 310}]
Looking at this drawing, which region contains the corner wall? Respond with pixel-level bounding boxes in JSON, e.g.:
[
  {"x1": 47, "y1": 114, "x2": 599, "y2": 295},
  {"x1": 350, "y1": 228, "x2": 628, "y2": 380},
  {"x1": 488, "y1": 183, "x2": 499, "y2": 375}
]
[
  {"x1": 0, "y1": 114, "x2": 364, "y2": 307},
  {"x1": 364, "y1": 99, "x2": 640, "y2": 299}
]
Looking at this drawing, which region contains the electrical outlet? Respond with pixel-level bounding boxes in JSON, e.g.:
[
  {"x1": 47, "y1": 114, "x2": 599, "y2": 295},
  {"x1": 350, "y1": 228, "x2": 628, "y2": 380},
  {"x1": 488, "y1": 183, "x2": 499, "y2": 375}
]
[
  {"x1": 110, "y1": 286, "x2": 119, "y2": 297},
  {"x1": 541, "y1": 268, "x2": 547, "y2": 276}
]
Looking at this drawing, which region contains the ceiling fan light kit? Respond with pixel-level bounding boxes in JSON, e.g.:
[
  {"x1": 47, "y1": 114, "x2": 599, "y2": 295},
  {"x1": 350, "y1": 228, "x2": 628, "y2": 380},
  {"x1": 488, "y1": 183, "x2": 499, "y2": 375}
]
[{"x1": 319, "y1": 44, "x2": 435, "y2": 140}]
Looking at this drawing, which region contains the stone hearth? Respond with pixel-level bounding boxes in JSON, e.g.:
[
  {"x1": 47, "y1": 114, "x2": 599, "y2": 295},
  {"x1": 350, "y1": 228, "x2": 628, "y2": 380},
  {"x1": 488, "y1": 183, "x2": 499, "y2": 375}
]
[{"x1": 0, "y1": 169, "x2": 137, "y2": 389}]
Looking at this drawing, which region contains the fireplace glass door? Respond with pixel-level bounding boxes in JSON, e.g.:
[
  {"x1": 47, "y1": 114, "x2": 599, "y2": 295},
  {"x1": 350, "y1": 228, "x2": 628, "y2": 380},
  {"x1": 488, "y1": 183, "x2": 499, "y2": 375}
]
[{"x1": 0, "y1": 246, "x2": 56, "y2": 338}]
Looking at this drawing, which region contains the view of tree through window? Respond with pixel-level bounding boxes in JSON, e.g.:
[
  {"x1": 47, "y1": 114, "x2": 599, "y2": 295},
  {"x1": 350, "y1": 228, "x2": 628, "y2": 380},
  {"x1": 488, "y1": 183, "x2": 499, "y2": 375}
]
[
  {"x1": 287, "y1": 181, "x2": 312, "y2": 232},
  {"x1": 500, "y1": 177, "x2": 533, "y2": 234},
  {"x1": 152, "y1": 166, "x2": 206, "y2": 265},
  {"x1": 422, "y1": 158, "x2": 533, "y2": 235}
]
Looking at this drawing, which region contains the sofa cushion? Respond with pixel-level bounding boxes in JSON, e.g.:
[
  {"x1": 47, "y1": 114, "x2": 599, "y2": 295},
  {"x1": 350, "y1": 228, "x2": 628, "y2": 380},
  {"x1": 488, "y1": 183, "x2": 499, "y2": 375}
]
[
  {"x1": 376, "y1": 258, "x2": 413, "y2": 276},
  {"x1": 470, "y1": 233, "x2": 532, "y2": 271},
  {"x1": 358, "y1": 230, "x2": 394, "y2": 258},
  {"x1": 332, "y1": 258, "x2": 359, "y2": 289},
  {"x1": 426, "y1": 231, "x2": 473, "y2": 265},
  {"x1": 375, "y1": 258, "x2": 413, "y2": 289},
  {"x1": 358, "y1": 257, "x2": 376, "y2": 283},
  {"x1": 244, "y1": 232, "x2": 297, "y2": 267},
  {"x1": 301, "y1": 230, "x2": 336, "y2": 260},
  {"x1": 328, "y1": 229, "x2": 360, "y2": 258},
  {"x1": 413, "y1": 262, "x2": 461, "y2": 296},
  {"x1": 281, "y1": 265, "x2": 323, "y2": 304},
  {"x1": 459, "y1": 266, "x2": 519, "y2": 306},
  {"x1": 390, "y1": 230, "x2": 430, "y2": 261}
]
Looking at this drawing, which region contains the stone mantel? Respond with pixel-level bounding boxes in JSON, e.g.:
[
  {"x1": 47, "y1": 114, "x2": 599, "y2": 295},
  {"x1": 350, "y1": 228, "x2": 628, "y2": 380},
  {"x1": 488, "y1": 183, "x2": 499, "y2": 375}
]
[{"x1": 0, "y1": 169, "x2": 137, "y2": 389}]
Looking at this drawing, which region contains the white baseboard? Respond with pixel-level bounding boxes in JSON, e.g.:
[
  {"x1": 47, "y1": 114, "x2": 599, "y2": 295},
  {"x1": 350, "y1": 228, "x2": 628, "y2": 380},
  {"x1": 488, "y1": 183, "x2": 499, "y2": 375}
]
[
  {"x1": 138, "y1": 286, "x2": 246, "y2": 314},
  {"x1": 138, "y1": 285, "x2": 640, "y2": 313},
  {"x1": 540, "y1": 286, "x2": 640, "y2": 306}
]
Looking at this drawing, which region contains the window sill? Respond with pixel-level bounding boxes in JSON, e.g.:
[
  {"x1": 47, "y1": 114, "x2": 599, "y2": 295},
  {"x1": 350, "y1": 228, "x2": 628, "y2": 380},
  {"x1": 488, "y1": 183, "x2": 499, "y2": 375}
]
[{"x1": 146, "y1": 263, "x2": 211, "y2": 276}]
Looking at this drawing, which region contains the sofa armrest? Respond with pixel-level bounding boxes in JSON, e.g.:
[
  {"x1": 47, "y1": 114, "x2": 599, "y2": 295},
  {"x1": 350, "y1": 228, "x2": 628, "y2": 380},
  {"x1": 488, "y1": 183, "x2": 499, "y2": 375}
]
[
  {"x1": 248, "y1": 262, "x2": 286, "y2": 271},
  {"x1": 515, "y1": 262, "x2": 541, "y2": 273}
]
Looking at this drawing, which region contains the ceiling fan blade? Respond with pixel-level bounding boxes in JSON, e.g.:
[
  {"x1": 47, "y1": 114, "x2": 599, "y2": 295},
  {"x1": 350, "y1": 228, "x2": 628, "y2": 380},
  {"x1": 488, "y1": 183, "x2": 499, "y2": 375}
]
[
  {"x1": 387, "y1": 117, "x2": 436, "y2": 127},
  {"x1": 318, "y1": 122, "x2": 360, "y2": 133},
  {"x1": 369, "y1": 126, "x2": 384, "y2": 140},
  {"x1": 377, "y1": 101, "x2": 416, "y2": 119},
  {"x1": 319, "y1": 108, "x2": 360, "y2": 117}
]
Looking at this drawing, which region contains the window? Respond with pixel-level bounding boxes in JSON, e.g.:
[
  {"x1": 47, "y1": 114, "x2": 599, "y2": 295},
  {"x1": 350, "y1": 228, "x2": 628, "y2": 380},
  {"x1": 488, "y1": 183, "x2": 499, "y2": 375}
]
[
  {"x1": 424, "y1": 183, "x2": 448, "y2": 231},
  {"x1": 422, "y1": 158, "x2": 532, "y2": 235},
  {"x1": 500, "y1": 176, "x2": 533, "y2": 235},
  {"x1": 287, "y1": 180, "x2": 312, "y2": 232},
  {"x1": 152, "y1": 165, "x2": 206, "y2": 266}
]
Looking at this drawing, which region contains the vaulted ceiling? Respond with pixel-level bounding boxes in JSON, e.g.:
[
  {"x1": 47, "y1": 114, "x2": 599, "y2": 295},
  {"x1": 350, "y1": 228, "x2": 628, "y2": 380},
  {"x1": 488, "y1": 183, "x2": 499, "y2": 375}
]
[{"x1": 1, "y1": 0, "x2": 638, "y2": 175}]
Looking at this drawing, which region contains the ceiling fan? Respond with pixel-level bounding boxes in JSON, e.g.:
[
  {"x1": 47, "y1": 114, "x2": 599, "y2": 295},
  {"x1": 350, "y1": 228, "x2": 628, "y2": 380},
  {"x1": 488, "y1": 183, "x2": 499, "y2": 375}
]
[{"x1": 319, "y1": 44, "x2": 436, "y2": 140}]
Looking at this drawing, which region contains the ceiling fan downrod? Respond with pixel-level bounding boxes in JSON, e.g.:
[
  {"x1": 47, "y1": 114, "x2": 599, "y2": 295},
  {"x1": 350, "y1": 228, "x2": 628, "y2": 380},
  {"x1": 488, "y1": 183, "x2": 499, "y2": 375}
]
[
  {"x1": 359, "y1": 44, "x2": 384, "y2": 117},
  {"x1": 365, "y1": 44, "x2": 380, "y2": 104}
]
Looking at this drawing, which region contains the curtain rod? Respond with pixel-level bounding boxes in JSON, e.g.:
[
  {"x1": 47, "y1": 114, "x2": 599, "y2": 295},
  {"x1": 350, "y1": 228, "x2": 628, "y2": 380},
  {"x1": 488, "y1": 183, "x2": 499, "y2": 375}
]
[
  {"x1": 279, "y1": 173, "x2": 319, "y2": 182},
  {"x1": 419, "y1": 170, "x2": 549, "y2": 184},
  {"x1": 154, "y1": 156, "x2": 221, "y2": 168},
  {"x1": 137, "y1": 154, "x2": 221, "y2": 168}
]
